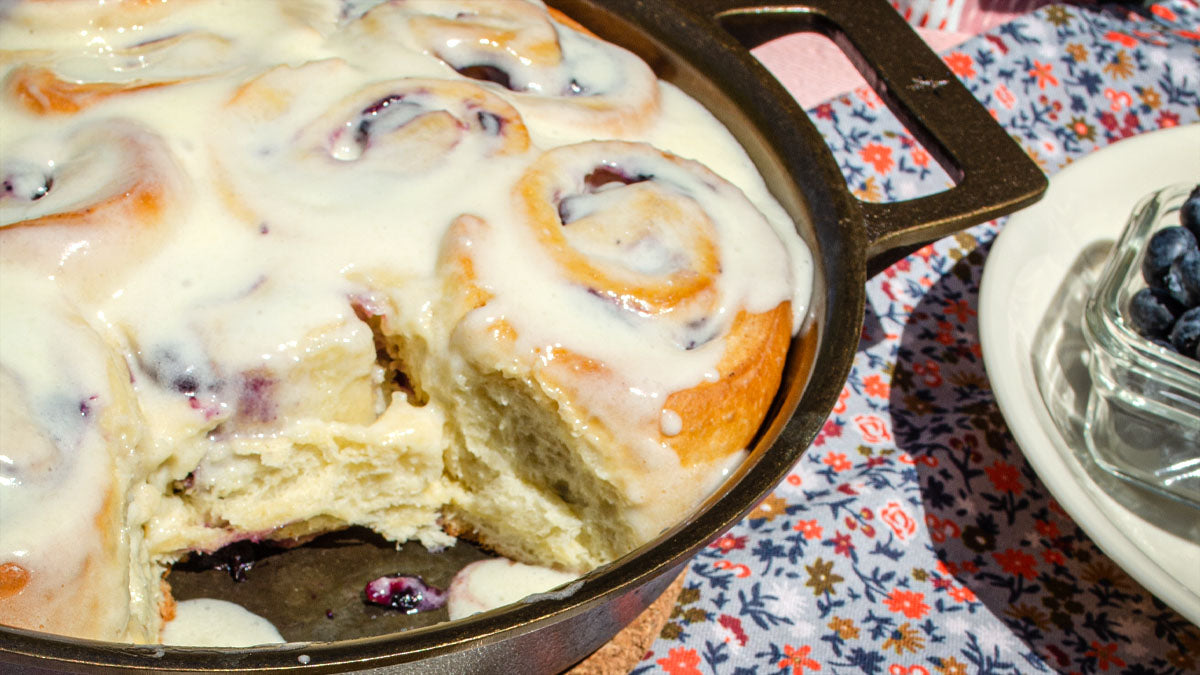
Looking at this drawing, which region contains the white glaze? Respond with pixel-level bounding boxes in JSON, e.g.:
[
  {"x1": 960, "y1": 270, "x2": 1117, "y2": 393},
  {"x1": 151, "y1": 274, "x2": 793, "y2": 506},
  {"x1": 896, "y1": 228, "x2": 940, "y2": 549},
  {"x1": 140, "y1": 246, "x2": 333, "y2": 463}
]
[
  {"x1": 0, "y1": 0, "x2": 813, "y2": 642},
  {"x1": 447, "y1": 558, "x2": 578, "y2": 620},
  {"x1": 160, "y1": 598, "x2": 285, "y2": 647}
]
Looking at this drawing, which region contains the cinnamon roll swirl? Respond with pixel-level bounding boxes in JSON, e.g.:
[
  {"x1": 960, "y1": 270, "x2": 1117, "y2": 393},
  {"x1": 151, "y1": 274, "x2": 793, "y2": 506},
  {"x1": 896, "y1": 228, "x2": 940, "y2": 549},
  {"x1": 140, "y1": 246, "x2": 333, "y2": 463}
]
[
  {"x1": 431, "y1": 141, "x2": 797, "y2": 570},
  {"x1": 345, "y1": 0, "x2": 660, "y2": 136},
  {"x1": 216, "y1": 60, "x2": 530, "y2": 236},
  {"x1": 0, "y1": 118, "x2": 183, "y2": 302}
]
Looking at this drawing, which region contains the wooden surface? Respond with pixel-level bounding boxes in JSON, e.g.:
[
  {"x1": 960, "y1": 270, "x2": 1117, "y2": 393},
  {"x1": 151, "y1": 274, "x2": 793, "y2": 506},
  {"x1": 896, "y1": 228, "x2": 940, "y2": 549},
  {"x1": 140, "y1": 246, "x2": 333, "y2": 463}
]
[{"x1": 566, "y1": 571, "x2": 686, "y2": 675}]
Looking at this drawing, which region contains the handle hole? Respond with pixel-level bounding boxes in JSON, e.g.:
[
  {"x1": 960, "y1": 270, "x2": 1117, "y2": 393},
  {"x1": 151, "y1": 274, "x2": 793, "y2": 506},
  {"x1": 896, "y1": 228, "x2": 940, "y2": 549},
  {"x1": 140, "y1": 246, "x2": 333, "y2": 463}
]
[
  {"x1": 716, "y1": 10, "x2": 965, "y2": 204},
  {"x1": 760, "y1": 32, "x2": 958, "y2": 206}
]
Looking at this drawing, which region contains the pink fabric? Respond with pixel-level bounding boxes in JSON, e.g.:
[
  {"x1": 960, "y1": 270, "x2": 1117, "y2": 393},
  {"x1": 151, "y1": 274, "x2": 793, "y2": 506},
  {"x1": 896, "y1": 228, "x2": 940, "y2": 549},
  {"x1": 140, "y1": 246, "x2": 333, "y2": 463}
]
[
  {"x1": 749, "y1": 0, "x2": 1064, "y2": 108},
  {"x1": 751, "y1": 29, "x2": 972, "y2": 109}
]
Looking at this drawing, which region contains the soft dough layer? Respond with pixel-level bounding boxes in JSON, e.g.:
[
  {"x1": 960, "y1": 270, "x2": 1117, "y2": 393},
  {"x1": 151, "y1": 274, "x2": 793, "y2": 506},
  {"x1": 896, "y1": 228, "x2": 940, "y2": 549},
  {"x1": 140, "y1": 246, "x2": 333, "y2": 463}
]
[{"x1": 0, "y1": 0, "x2": 813, "y2": 643}]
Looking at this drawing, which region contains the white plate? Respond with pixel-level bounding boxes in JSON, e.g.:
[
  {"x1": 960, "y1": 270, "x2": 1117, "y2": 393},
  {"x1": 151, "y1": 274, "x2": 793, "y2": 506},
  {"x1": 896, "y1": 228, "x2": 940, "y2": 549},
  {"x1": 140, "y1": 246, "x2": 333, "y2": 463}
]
[{"x1": 979, "y1": 124, "x2": 1200, "y2": 625}]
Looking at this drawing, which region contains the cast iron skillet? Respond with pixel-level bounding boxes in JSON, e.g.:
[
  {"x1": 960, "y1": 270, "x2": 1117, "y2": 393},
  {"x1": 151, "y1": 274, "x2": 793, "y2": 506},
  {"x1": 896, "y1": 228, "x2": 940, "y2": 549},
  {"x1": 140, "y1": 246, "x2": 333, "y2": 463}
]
[{"x1": 0, "y1": 0, "x2": 1046, "y2": 671}]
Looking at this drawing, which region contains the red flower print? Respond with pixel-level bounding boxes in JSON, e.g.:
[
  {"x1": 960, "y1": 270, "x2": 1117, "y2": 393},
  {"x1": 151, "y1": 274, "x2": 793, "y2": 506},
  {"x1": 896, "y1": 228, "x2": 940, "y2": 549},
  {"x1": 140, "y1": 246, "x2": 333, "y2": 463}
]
[
  {"x1": 1104, "y1": 87, "x2": 1133, "y2": 112},
  {"x1": 813, "y1": 418, "x2": 843, "y2": 447},
  {"x1": 880, "y1": 501, "x2": 917, "y2": 541},
  {"x1": 994, "y1": 83, "x2": 1017, "y2": 110},
  {"x1": 1035, "y1": 519, "x2": 1060, "y2": 539},
  {"x1": 925, "y1": 514, "x2": 960, "y2": 543},
  {"x1": 1158, "y1": 110, "x2": 1180, "y2": 128},
  {"x1": 910, "y1": 147, "x2": 931, "y2": 168},
  {"x1": 985, "y1": 460, "x2": 1024, "y2": 494},
  {"x1": 855, "y1": 86, "x2": 882, "y2": 109},
  {"x1": 1042, "y1": 549, "x2": 1065, "y2": 566},
  {"x1": 717, "y1": 614, "x2": 749, "y2": 647},
  {"x1": 948, "y1": 585, "x2": 977, "y2": 603},
  {"x1": 710, "y1": 533, "x2": 746, "y2": 554},
  {"x1": 943, "y1": 51, "x2": 976, "y2": 78},
  {"x1": 1028, "y1": 60, "x2": 1059, "y2": 90},
  {"x1": 935, "y1": 320, "x2": 955, "y2": 345},
  {"x1": 779, "y1": 644, "x2": 821, "y2": 673},
  {"x1": 1086, "y1": 641, "x2": 1127, "y2": 671},
  {"x1": 888, "y1": 666, "x2": 930, "y2": 675},
  {"x1": 822, "y1": 419, "x2": 843, "y2": 439},
  {"x1": 912, "y1": 360, "x2": 942, "y2": 387},
  {"x1": 713, "y1": 560, "x2": 751, "y2": 577},
  {"x1": 860, "y1": 142, "x2": 894, "y2": 174},
  {"x1": 824, "y1": 452, "x2": 852, "y2": 472},
  {"x1": 814, "y1": 103, "x2": 834, "y2": 120},
  {"x1": 943, "y1": 298, "x2": 976, "y2": 323},
  {"x1": 795, "y1": 519, "x2": 824, "y2": 540},
  {"x1": 1150, "y1": 4, "x2": 1178, "y2": 22},
  {"x1": 993, "y1": 548, "x2": 1038, "y2": 580},
  {"x1": 862, "y1": 374, "x2": 890, "y2": 399},
  {"x1": 855, "y1": 415, "x2": 892, "y2": 444},
  {"x1": 883, "y1": 588, "x2": 930, "y2": 619},
  {"x1": 830, "y1": 531, "x2": 855, "y2": 557},
  {"x1": 833, "y1": 385, "x2": 851, "y2": 414},
  {"x1": 657, "y1": 647, "x2": 702, "y2": 675},
  {"x1": 1120, "y1": 111, "x2": 1140, "y2": 137},
  {"x1": 1104, "y1": 30, "x2": 1138, "y2": 47}
]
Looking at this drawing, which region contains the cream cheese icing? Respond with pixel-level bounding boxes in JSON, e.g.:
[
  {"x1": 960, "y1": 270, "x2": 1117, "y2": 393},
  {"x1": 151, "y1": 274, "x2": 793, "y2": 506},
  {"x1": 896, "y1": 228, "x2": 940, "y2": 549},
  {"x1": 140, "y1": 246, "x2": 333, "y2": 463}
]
[{"x1": 0, "y1": 0, "x2": 813, "y2": 643}]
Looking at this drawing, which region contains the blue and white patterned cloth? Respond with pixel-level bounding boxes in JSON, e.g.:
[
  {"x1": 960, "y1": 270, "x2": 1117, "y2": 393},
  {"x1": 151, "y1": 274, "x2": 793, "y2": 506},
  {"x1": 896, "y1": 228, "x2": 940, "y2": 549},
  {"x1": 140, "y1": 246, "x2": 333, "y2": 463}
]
[{"x1": 635, "y1": 3, "x2": 1200, "y2": 674}]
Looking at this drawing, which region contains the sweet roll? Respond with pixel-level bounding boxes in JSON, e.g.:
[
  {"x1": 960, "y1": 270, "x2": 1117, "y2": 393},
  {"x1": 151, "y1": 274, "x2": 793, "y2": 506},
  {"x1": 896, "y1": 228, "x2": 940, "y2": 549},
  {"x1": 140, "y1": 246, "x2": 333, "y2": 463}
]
[
  {"x1": 433, "y1": 141, "x2": 796, "y2": 570},
  {"x1": 344, "y1": 0, "x2": 661, "y2": 136},
  {"x1": 0, "y1": 0, "x2": 814, "y2": 644},
  {"x1": 0, "y1": 271, "x2": 151, "y2": 641}
]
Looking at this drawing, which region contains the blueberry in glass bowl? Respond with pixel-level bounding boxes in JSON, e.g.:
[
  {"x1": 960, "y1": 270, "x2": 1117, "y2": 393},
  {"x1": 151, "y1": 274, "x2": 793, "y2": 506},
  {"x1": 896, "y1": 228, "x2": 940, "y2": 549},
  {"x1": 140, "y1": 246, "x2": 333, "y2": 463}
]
[{"x1": 1081, "y1": 182, "x2": 1200, "y2": 509}]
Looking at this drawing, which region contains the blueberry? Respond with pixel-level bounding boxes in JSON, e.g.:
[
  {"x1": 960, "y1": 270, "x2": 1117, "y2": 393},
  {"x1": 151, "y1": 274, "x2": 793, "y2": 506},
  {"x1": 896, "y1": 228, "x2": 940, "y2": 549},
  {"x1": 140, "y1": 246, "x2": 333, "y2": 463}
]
[
  {"x1": 363, "y1": 574, "x2": 446, "y2": 614},
  {"x1": 1169, "y1": 247, "x2": 1200, "y2": 308},
  {"x1": 1142, "y1": 226, "x2": 1197, "y2": 290},
  {"x1": 1182, "y1": 184, "x2": 1200, "y2": 240},
  {"x1": 1169, "y1": 306, "x2": 1200, "y2": 358},
  {"x1": 1128, "y1": 287, "x2": 1183, "y2": 339}
]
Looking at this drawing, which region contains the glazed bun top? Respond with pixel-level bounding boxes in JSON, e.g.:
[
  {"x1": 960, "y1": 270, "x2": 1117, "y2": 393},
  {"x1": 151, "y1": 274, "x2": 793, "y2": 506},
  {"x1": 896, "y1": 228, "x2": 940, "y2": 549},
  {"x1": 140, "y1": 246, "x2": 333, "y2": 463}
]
[{"x1": 0, "y1": 0, "x2": 814, "y2": 641}]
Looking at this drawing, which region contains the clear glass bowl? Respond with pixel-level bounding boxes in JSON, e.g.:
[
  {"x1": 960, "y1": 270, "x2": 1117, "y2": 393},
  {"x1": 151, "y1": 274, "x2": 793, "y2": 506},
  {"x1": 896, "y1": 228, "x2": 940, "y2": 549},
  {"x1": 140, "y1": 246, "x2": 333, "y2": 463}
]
[{"x1": 1082, "y1": 183, "x2": 1200, "y2": 509}]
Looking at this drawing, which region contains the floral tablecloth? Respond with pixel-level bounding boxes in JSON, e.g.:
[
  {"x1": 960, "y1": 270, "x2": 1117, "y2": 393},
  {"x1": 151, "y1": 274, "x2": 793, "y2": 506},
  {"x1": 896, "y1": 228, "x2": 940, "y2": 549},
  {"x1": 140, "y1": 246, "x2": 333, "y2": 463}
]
[{"x1": 635, "y1": 3, "x2": 1200, "y2": 674}]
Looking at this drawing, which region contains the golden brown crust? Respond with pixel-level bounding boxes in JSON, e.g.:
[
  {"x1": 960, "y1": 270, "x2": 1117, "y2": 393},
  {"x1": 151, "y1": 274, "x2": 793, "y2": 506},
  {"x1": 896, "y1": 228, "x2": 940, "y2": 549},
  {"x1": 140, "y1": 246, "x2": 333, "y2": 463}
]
[
  {"x1": 439, "y1": 143, "x2": 795, "y2": 469},
  {"x1": 661, "y1": 303, "x2": 792, "y2": 466}
]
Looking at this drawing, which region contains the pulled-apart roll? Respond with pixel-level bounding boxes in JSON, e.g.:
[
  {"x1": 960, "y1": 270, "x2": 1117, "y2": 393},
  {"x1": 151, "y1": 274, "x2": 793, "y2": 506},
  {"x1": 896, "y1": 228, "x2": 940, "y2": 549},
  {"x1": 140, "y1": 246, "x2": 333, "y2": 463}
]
[
  {"x1": 431, "y1": 141, "x2": 796, "y2": 570},
  {"x1": 0, "y1": 271, "x2": 153, "y2": 641}
]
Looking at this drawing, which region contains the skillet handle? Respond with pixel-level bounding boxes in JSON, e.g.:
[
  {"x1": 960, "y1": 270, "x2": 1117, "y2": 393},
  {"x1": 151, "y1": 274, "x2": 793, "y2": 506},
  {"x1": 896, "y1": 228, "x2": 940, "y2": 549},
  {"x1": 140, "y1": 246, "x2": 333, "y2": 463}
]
[{"x1": 698, "y1": 0, "x2": 1047, "y2": 265}]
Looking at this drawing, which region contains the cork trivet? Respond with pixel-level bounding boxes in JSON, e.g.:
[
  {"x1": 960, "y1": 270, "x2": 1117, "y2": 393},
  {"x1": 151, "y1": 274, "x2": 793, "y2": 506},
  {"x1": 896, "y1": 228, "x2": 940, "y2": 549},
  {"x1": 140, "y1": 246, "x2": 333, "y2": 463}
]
[{"x1": 566, "y1": 571, "x2": 686, "y2": 675}]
